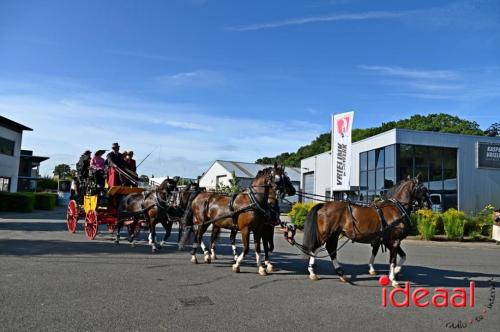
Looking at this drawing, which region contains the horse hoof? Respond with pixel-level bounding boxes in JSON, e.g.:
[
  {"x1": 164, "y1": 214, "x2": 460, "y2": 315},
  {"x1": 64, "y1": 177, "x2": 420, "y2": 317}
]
[
  {"x1": 232, "y1": 264, "x2": 240, "y2": 273},
  {"x1": 309, "y1": 274, "x2": 319, "y2": 281},
  {"x1": 258, "y1": 266, "x2": 268, "y2": 276},
  {"x1": 178, "y1": 245, "x2": 185, "y2": 251},
  {"x1": 191, "y1": 256, "x2": 198, "y2": 264},
  {"x1": 210, "y1": 254, "x2": 217, "y2": 261},
  {"x1": 266, "y1": 264, "x2": 274, "y2": 273},
  {"x1": 339, "y1": 275, "x2": 349, "y2": 283},
  {"x1": 114, "y1": 240, "x2": 119, "y2": 245},
  {"x1": 204, "y1": 255, "x2": 211, "y2": 264},
  {"x1": 131, "y1": 242, "x2": 136, "y2": 248},
  {"x1": 369, "y1": 270, "x2": 377, "y2": 276},
  {"x1": 392, "y1": 281, "x2": 401, "y2": 288},
  {"x1": 156, "y1": 244, "x2": 162, "y2": 250},
  {"x1": 160, "y1": 241, "x2": 166, "y2": 247}
]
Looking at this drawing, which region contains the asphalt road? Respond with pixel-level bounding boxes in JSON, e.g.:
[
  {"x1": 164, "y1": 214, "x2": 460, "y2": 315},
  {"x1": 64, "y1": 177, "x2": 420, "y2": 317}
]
[{"x1": 1, "y1": 207, "x2": 499, "y2": 332}]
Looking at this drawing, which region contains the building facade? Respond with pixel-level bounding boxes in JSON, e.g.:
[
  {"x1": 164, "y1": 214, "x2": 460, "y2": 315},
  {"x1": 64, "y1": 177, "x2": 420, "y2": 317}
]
[
  {"x1": 18, "y1": 150, "x2": 49, "y2": 192},
  {"x1": 301, "y1": 129, "x2": 500, "y2": 212},
  {"x1": 0, "y1": 116, "x2": 33, "y2": 192}
]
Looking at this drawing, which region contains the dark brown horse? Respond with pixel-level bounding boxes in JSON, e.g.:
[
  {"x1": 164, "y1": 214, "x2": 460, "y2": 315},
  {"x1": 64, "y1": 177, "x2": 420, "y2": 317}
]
[
  {"x1": 303, "y1": 176, "x2": 430, "y2": 287},
  {"x1": 182, "y1": 164, "x2": 288, "y2": 275},
  {"x1": 227, "y1": 187, "x2": 295, "y2": 273},
  {"x1": 116, "y1": 178, "x2": 181, "y2": 252}
]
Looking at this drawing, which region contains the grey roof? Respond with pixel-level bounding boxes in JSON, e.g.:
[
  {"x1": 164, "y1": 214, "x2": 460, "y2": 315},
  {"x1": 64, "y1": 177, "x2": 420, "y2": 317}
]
[
  {"x1": 215, "y1": 160, "x2": 300, "y2": 182},
  {"x1": 0, "y1": 116, "x2": 32, "y2": 133}
]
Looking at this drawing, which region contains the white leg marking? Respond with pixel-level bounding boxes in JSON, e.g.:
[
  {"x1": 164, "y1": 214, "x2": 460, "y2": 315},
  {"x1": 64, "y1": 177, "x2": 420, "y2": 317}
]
[
  {"x1": 210, "y1": 248, "x2": 217, "y2": 260},
  {"x1": 255, "y1": 252, "x2": 261, "y2": 267},
  {"x1": 389, "y1": 263, "x2": 396, "y2": 281},
  {"x1": 395, "y1": 256, "x2": 406, "y2": 275},
  {"x1": 368, "y1": 254, "x2": 376, "y2": 274},
  {"x1": 332, "y1": 259, "x2": 340, "y2": 270},
  {"x1": 200, "y1": 241, "x2": 207, "y2": 252},
  {"x1": 308, "y1": 254, "x2": 318, "y2": 280}
]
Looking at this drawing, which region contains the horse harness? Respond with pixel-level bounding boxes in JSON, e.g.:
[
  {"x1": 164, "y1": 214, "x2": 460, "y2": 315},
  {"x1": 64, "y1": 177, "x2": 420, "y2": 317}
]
[{"x1": 345, "y1": 198, "x2": 412, "y2": 246}]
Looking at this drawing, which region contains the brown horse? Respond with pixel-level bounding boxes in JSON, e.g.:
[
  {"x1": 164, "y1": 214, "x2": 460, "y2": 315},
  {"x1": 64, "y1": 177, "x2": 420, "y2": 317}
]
[
  {"x1": 116, "y1": 178, "x2": 181, "y2": 252},
  {"x1": 182, "y1": 164, "x2": 288, "y2": 275},
  {"x1": 303, "y1": 176, "x2": 430, "y2": 287}
]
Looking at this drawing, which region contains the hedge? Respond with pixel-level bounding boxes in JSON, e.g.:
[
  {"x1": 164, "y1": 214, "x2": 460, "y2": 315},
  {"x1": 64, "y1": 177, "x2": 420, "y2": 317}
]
[
  {"x1": 288, "y1": 202, "x2": 319, "y2": 230},
  {"x1": 0, "y1": 192, "x2": 35, "y2": 212},
  {"x1": 33, "y1": 193, "x2": 58, "y2": 210}
]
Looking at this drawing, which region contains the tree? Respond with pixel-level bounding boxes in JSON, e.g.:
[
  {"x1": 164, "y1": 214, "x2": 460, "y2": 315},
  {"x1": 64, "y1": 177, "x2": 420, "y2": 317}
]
[
  {"x1": 37, "y1": 175, "x2": 58, "y2": 191},
  {"x1": 216, "y1": 171, "x2": 241, "y2": 195},
  {"x1": 256, "y1": 113, "x2": 486, "y2": 167},
  {"x1": 53, "y1": 164, "x2": 72, "y2": 179},
  {"x1": 484, "y1": 123, "x2": 500, "y2": 137}
]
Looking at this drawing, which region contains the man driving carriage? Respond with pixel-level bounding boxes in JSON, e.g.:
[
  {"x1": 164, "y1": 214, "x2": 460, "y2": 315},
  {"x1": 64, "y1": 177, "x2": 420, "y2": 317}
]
[{"x1": 106, "y1": 143, "x2": 125, "y2": 187}]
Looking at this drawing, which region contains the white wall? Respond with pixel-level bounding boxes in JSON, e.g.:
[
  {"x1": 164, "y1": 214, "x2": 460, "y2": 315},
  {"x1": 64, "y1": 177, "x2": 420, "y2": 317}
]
[
  {"x1": 0, "y1": 126, "x2": 22, "y2": 192},
  {"x1": 199, "y1": 161, "x2": 232, "y2": 190},
  {"x1": 301, "y1": 151, "x2": 332, "y2": 200}
]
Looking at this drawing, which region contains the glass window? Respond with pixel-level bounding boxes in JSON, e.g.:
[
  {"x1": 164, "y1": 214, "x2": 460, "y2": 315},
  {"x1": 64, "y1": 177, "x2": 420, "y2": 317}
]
[
  {"x1": 359, "y1": 171, "x2": 367, "y2": 190},
  {"x1": 384, "y1": 167, "x2": 395, "y2": 189},
  {"x1": 368, "y1": 170, "x2": 375, "y2": 190},
  {"x1": 385, "y1": 145, "x2": 395, "y2": 168},
  {"x1": 428, "y1": 147, "x2": 443, "y2": 190},
  {"x1": 0, "y1": 137, "x2": 15, "y2": 156},
  {"x1": 376, "y1": 149, "x2": 385, "y2": 169},
  {"x1": 325, "y1": 190, "x2": 331, "y2": 200},
  {"x1": 398, "y1": 144, "x2": 414, "y2": 180},
  {"x1": 414, "y1": 146, "x2": 428, "y2": 168},
  {"x1": 359, "y1": 191, "x2": 367, "y2": 202},
  {"x1": 376, "y1": 169, "x2": 385, "y2": 190},
  {"x1": 360, "y1": 152, "x2": 367, "y2": 171},
  {"x1": 443, "y1": 148, "x2": 457, "y2": 190},
  {"x1": 368, "y1": 150, "x2": 376, "y2": 170},
  {"x1": 0, "y1": 177, "x2": 10, "y2": 192}
]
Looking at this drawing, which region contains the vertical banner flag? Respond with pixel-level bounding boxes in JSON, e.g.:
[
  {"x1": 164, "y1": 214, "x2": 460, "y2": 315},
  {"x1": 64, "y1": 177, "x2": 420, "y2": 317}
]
[{"x1": 331, "y1": 111, "x2": 354, "y2": 191}]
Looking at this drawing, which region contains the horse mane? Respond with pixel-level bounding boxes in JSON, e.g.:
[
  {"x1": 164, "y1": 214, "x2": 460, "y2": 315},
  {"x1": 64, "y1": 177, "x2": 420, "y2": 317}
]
[
  {"x1": 158, "y1": 178, "x2": 177, "y2": 191},
  {"x1": 256, "y1": 167, "x2": 274, "y2": 178},
  {"x1": 384, "y1": 179, "x2": 411, "y2": 199}
]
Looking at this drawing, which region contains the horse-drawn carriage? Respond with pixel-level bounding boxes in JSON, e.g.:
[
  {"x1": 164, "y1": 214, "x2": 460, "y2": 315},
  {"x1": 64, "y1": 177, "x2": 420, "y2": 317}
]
[{"x1": 66, "y1": 185, "x2": 144, "y2": 240}]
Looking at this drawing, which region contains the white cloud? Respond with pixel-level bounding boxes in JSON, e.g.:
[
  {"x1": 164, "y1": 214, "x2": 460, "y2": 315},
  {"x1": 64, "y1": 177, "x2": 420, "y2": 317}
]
[
  {"x1": 225, "y1": 11, "x2": 405, "y2": 31},
  {"x1": 358, "y1": 65, "x2": 460, "y2": 80},
  {"x1": 155, "y1": 70, "x2": 227, "y2": 88}
]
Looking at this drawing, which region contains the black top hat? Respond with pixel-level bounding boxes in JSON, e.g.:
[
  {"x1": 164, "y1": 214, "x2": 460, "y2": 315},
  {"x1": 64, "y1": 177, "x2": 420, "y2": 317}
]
[
  {"x1": 95, "y1": 149, "x2": 106, "y2": 155},
  {"x1": 84, "y1": 150, "x2": 91, "y2": 155},
  {"x1": 112, "y1": 143, "x2": 120, "y2": 149}
]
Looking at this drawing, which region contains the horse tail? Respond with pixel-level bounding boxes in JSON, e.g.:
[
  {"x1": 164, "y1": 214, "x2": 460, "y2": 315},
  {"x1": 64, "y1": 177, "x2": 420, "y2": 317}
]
[{"x1": 302, "y1": 203, "x2": 324, "y2": 253}]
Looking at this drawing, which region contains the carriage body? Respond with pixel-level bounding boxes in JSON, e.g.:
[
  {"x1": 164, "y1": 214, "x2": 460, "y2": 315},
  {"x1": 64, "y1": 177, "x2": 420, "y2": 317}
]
[{"x1": 66, "y1": 186, "x2": 144, "y2": 240}]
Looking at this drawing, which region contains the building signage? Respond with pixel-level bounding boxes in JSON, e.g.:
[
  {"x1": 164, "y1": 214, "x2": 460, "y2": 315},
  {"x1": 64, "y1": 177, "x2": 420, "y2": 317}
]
[
  {"x1": 477, "y1": 142, "x2": 500, "y2": 169},
  {"x1": 331, "y1": 111, "x2": 354, "y2": 191}
]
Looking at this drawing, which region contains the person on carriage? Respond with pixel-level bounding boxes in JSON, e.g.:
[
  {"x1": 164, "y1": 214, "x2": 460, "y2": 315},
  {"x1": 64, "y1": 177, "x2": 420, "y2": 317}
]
[
  {"x1": 106, "y1": 143, "x2": 125, "y2": 187},
  {"x1": 90, "y1": 150, "x2": 106, "y2": 191},
  {"x1": 76, "y1": 150, "x2": 91, "y2": 181},
  {"x1": 123, "y1": 150, "x2": 138, "y2": 187}
]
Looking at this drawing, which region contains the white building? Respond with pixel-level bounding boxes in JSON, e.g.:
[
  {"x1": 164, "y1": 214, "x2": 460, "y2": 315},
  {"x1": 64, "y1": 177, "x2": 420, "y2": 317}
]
[
  {"x1": 301, "y1": 128, "x2": 500, "y2": 212},
  {"x1": 0, "y1": 116, "x2": 33, "y2": 192},
  {"x1": 200, "y1": 160, "x2": 301, "y2": 201}
]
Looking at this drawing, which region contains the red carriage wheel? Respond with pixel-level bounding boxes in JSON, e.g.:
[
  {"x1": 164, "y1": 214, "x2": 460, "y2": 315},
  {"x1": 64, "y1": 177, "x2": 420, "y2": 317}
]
[
  {"x1": 84, "y1": 210, "x2": 98, "y2": 240},
  {"x1": 66, "y1": 200, "x2": 78, "y2": 233}
]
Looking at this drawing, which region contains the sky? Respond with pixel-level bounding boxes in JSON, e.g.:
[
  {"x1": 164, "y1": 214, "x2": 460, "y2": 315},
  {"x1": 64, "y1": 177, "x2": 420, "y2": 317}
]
[{"x1": 0, "y1": 0, "x2": 499, "y2": 177}]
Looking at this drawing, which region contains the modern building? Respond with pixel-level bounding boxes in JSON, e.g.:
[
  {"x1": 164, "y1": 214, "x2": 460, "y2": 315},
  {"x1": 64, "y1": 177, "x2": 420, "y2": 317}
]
[
  {"x1": 0, "y1": 116, "x2": 33, "y2": 192},
  {"x1": 17, "y1": 150, "x2": 49, "y2": 191},
  {"x1": 301, "y1": 128, "x2": 500, "y2": 212},
  {"x1": 200, "y1": 160, "x2": 301, "y2": 202}
]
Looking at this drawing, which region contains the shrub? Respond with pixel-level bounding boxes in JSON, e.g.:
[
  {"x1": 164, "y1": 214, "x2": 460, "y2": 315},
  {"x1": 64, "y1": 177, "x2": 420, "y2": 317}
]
[
  {"x1": 288, "y1": 201, "x2": 318, "y2": 230},
  {"x1": 0, "y1": 192, "x2": 35, "y2": 212},
  {"x1": 441, "y1": 208, "x2": 466, "y2": 240},
  {"x1": 414, "y1": 209, "x2": 439, "y2": 240},
  {"x1": 465, "y1": 204, "x2": 495, "y2": 238},
  {"x1": 33, "y1": 193, "x2": 58, "y2": 210}
]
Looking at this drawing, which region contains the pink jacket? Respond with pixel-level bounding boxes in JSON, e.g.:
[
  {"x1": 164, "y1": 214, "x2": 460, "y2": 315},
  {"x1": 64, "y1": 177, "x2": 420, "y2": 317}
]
[{"x1": 90, "y1": 155, "x2": 105, "y2": 170}]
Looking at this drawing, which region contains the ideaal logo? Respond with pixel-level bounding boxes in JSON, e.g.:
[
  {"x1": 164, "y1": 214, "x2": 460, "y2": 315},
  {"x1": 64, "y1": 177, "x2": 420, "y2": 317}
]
[{"x1": 378, "y1": 275, "x2": 496, "y2": 329}]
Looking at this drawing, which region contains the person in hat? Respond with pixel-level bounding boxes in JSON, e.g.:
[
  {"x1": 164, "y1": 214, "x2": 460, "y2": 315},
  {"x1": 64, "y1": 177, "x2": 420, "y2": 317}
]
[
  {"x1": 123, "y1": 150, "x2": 138, "y2": 187},
  {"x1": 91, "y1": 150, "x2": 106, "y2": 190},
  {"x1": 76, "y1": 150, "x2": 92, "y2": 181},
  {"x1": 106, "y1": 143, "x2": 125, "y2": 187}
]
